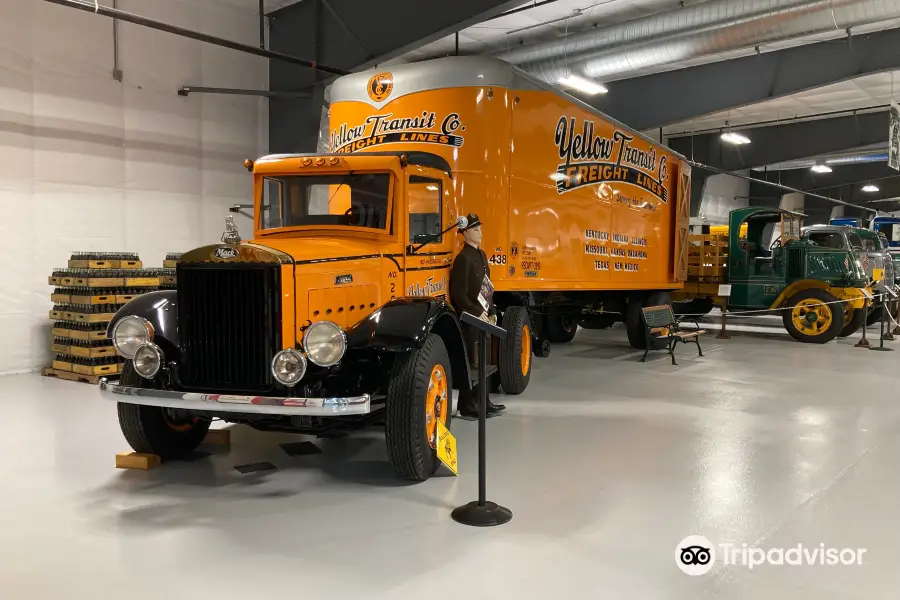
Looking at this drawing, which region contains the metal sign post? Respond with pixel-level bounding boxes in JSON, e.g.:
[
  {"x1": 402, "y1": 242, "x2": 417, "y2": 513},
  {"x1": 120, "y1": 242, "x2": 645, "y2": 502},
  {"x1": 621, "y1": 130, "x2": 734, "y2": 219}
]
[
  {"x1": 856, "y1": 292, "x2": 872, "y2": 348},
  {"x1": 451, "y1": 312, "x2": 512, "y2": 527},
  {"x1": 716, "y1": 284, "x2": 732, "y2": 340}
]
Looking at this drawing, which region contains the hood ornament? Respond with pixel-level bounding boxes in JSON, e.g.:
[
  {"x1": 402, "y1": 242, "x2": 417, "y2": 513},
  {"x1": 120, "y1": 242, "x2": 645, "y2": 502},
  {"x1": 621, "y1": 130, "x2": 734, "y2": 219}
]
[{"x1": 221, "y1": 215, "x2": 241, "y2": 244}]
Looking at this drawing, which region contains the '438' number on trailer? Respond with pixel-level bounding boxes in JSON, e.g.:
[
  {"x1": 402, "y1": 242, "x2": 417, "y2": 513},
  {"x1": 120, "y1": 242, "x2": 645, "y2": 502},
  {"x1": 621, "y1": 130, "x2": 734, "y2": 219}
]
[{"x1": 489, "y1": 254, "x2": 507, "y2": 265}]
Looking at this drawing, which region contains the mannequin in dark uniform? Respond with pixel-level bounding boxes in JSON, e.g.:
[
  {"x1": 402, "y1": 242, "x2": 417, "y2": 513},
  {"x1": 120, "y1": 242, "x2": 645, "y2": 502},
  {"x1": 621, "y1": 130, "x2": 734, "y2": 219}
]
[{"x1": 450, "y1": 213, "x2": 506, "y2": 418}]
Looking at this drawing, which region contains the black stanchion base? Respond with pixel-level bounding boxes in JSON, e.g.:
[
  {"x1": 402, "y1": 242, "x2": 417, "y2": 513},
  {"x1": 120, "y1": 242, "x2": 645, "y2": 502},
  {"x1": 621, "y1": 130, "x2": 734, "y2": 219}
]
[
  {"x1": 451, "y1": 501, "x2": 513, "y2": 527},
  {"x1": 870, "y1": 346, "x2": 895, "y2": 352},
  {"x1": 855, "y1": 337, "x2": 871, "y2": 348},
  {"x1": 883, "y1": 332, "x2": 895, "y2": 341}
]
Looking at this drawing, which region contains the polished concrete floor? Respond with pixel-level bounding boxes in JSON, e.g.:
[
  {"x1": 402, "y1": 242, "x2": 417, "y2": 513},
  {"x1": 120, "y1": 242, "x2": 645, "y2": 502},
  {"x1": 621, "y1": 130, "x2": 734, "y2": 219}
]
[{"x1": 2, "y1": 318, "x2": 899, "y2": 599}]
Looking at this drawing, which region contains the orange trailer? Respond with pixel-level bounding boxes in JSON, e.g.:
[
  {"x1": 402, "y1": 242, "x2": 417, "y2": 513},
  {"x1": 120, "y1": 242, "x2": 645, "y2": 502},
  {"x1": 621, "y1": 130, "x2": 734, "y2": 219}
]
[{"x1": 325, "y1": 56, "x2": 692, "y2": 347}]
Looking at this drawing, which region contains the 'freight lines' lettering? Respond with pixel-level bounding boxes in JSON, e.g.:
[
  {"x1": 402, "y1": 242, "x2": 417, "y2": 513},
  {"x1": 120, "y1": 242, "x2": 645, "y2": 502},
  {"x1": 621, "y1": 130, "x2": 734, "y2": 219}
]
[{"x1": 554, "y1": 115, "x2": 669, "y2": 202}]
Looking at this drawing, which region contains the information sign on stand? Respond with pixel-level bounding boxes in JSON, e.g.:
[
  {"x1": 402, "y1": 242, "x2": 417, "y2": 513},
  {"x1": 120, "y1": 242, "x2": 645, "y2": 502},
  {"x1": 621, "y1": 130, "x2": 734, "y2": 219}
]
[
  {"x1": 718, "y1": 284, "x2": 732, "y2": 297},
  {"x1": 436, "y1": 420, "x2": 458, "y2": 475}
]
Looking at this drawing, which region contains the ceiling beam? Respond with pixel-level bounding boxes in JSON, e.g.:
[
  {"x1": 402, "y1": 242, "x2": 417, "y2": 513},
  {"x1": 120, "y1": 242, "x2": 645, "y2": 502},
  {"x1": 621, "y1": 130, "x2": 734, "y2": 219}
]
[
  {"x1": 591, "y1": 27, "x2": 900, "y2": 131},
  {"x1": 669, "y1": 111, "x2": 893, "y2": 172}
]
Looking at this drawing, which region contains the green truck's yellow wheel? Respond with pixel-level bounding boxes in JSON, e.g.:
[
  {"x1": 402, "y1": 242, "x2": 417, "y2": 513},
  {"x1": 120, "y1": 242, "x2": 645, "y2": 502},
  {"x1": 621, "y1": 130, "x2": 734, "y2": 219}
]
[{"x1": 781, "y1": 288, "x2": 844, "y2": 343}]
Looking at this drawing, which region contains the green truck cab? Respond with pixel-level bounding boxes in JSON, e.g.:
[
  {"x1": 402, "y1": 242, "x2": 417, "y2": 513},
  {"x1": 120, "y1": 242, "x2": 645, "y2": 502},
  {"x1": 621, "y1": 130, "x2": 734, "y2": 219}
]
[{"x1": 674, "y1": 207, "x2": 872, "y2": 343}]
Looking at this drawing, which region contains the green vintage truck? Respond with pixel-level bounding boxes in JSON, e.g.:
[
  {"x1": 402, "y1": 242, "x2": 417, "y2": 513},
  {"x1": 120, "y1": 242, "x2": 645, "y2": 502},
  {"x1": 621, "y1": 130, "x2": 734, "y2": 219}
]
[{"x1": 672, "y1": 207, "x2": 872, "y2": 343}]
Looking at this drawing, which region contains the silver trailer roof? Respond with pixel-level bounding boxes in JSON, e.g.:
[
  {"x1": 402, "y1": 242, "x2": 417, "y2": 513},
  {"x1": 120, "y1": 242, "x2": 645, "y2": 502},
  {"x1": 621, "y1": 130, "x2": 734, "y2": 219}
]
[{"x1": 328, "y1": 55, "x2": 687, "y2": 161}]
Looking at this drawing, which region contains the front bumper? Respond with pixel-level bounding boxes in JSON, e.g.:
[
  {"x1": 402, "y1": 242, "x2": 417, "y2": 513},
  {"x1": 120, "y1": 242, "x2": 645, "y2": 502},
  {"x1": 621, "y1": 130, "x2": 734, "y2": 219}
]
[{"x1": 99, "y1": 379, "x2": 371, "y2": 416}]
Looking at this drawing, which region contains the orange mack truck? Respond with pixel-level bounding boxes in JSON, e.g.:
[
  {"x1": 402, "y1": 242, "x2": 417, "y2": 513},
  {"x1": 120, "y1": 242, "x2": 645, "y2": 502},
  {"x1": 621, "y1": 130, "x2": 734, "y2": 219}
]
[{"x1": 101, "y1": 56, "x2": 690, "y2": 482}]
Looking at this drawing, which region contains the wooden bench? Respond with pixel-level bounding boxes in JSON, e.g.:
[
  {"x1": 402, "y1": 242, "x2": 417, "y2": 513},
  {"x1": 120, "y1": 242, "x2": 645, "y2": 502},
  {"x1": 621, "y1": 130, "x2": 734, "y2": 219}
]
[{"x1": 640, "y1": 304, "x2": 706, "y2": 365}]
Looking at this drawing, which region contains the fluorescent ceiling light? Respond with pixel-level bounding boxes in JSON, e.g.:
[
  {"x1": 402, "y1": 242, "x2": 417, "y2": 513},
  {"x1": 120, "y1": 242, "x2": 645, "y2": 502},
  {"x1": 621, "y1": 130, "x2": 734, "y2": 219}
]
[
  {"x1": 426, "y1": 185, "x2": 438, "y2": 191},
  {"x1": 558, "y1": 75, "x2": 608, "y2": 95},
  {"x1": 862, "y1": 184, "x2": 880, "y2": 192},
  {"x1": 810, "y1": 164, "x2": 832, "y2": 173},
  {"x1": 720, "y1": 132, "x2": 751, "y2": 145}
]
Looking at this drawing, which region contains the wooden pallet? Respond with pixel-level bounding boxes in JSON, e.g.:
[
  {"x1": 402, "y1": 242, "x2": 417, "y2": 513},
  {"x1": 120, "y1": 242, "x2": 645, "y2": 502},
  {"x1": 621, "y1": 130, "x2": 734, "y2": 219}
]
[{"x1": 41, "y1": 367, "x2": 118, "y2": 385}]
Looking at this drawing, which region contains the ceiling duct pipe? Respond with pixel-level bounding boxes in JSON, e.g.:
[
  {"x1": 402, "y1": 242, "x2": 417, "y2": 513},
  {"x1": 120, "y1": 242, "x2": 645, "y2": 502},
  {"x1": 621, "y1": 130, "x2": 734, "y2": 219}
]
[{"x1": 494, "y1": 0, "x2": 900, "y2": 84}]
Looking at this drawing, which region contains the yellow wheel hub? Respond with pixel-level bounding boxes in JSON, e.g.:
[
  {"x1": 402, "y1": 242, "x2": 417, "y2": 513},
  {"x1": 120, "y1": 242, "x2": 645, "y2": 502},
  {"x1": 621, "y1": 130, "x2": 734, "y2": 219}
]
[
  {"x1": 791, "y1": 299, "x2": 833, "y2": 335},
  {"x1": 521, "y1": 324, "x2": 532, "y2": 376},
  {"x1": 425, "y1": 364, "x2": 448, "y2": 450}
]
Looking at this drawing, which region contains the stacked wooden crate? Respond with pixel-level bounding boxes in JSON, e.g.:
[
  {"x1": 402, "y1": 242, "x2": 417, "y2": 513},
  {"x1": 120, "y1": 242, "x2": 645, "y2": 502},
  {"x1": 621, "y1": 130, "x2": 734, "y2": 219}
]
[
  {"x1": 43, "y1": 252, "x2": 161, "y2": 384},
  {"x1": 687, "y1": 234, "x2": 728, "y2": 282},
  {"x1": 159, "y1": 252, "x2": 181, "y2": 290}
]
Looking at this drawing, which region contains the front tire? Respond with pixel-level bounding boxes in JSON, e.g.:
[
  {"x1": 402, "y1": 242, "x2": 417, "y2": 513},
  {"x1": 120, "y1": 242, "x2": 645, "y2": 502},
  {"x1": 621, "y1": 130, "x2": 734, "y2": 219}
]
[
  {"x1": 385, "y1": 334, "x2": 452, "y2": 481},
  {"x1": 116, "y1": 362, "x2": 211, "y2": 459},
  {"x1": 782, "y1": 288, "x2": 844, "y2": 343},
  {"x1": 498, "y1": 306, "x2": 532, "y2": 395}
]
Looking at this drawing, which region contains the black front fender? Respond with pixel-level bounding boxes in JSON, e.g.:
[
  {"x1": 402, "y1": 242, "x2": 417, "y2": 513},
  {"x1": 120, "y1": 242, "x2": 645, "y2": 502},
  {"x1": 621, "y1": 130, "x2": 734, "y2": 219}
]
[
  {"x1": 344, "y1": 297, "x2": 473, "y2": 390},
  {"x1": 107, "y1": 290, "x2": 180, "y2": 360},
  {"x1": 344, "y1": 297, "x2": 458, "y2": 352}
]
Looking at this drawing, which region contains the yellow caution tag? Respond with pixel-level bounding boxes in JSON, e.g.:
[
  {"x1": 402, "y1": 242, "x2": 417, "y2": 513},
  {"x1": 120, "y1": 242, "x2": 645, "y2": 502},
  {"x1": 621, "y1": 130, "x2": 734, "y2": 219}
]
[
  {"x1": 873, "y1": 268, "x2": 885, "y2": 281},
  {"x1": 436, "y1": 420, "x2": 458, "y2": 475}
]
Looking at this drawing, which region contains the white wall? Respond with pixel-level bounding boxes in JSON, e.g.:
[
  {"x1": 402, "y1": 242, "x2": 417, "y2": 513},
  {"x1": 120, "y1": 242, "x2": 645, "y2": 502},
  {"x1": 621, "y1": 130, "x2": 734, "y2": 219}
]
[
  {"x1": 0, "y1": 0, "x2": 269, "y2": 374},
  {"x1": 697, "y1": 172, "x2": 750, "y2": 225}
]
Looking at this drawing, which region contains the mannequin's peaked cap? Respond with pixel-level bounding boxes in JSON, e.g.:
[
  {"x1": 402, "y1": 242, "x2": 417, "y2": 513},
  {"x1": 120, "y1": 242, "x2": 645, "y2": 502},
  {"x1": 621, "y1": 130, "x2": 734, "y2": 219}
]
[{"x1": 458, "y1": 213, "x2": 481, "y2": 232}]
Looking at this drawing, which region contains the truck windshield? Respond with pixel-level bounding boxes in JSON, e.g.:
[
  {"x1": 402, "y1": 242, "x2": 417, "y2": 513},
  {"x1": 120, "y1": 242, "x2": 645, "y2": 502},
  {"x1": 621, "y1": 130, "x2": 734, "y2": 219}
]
[
  {"x1": 874, "y1": 223, "x2": 900, "y2": 244},
  {"x1": 806, "y1": 231, "x2": 847, "y2": 249},
  {"x1": 261, "y1": 173, "x2": 390, "y2": 231}
]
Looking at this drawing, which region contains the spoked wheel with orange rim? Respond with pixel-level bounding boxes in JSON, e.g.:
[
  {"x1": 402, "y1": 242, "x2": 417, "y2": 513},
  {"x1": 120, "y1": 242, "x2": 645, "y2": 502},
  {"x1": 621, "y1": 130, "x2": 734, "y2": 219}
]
[
  {"x1": 385, "y1": 333, "x2": 453, "y2": 481},
  {"x1": 498, "y1": 306, "x2": 532, "y2": 395},
  {"x1": 781, "y1": 288, "x2": 844, "y2": 344},
  {"x1": 116, "y1": 361, "x2": 211, "y2": 460}
]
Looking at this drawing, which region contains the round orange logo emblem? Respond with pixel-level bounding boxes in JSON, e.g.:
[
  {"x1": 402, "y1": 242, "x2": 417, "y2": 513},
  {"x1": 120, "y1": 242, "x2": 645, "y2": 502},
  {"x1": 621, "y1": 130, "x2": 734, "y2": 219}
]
[{"x1": 367, "y1": 72, "x2": 393, "y2": 102}]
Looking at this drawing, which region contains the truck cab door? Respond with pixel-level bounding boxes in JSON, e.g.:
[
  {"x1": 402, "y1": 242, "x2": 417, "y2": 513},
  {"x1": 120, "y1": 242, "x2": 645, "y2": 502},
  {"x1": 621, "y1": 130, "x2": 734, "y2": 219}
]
[{"x1": 404, "y1": 174, "x2": 454, "y2": 300}]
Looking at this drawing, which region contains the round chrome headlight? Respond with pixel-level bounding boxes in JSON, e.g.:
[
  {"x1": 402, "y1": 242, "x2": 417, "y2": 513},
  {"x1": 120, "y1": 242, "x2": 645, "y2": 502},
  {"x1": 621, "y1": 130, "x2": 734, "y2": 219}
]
[
  {"x1": 133, "y1": 342, "x2": 162, "y2": 379},
  {"x1": 112, "y1": 316, "x2": 154, "y2": 359},
  {"x1": 272, "y1": 348, "x2": 307, "y2": 387},
  {"x1": 302, "y1": 321, "x2": 346, "y2": 367}
]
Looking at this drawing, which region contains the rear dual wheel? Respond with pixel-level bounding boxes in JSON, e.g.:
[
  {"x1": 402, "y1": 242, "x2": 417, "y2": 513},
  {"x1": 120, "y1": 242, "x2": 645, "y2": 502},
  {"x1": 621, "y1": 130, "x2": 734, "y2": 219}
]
[
  {"x1": 543, "y1": 313, "x2": 578, "y2": 344},
  {"x1": 838, "y1": 305, "x2": 866, "y2": 337},
  {"x1": 498, "y1": 306, "x2": 532, "y2": 395}
]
